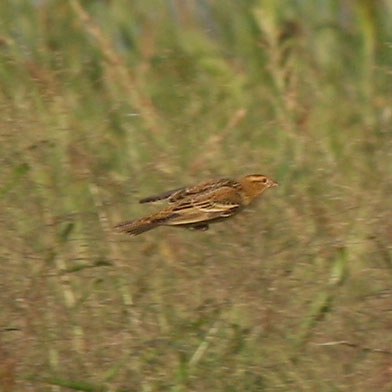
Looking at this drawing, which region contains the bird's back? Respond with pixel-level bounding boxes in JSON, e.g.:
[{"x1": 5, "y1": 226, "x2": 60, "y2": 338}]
[{"x1": 139, "y1": 177, "x2": 240, "y2": 204}]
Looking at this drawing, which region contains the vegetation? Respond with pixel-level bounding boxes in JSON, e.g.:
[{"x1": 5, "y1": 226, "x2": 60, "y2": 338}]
[{"x1": 1, "y1": 0, "x2": 392, "y2": 390}]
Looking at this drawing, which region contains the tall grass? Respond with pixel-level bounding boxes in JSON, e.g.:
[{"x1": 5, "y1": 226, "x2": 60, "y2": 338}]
[{"x1": 1, "y1": 1, "x2": 392, "y2": 391}]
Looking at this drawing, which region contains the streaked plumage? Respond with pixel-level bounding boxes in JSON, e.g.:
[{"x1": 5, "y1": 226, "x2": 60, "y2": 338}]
[{"x1": 115, "y1": 174, "x2": 278, "y2": 236}]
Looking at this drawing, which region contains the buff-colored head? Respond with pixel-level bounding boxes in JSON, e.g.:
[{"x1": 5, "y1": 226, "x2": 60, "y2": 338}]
[{"x1": 238, "y1": 174, "x2": 278, "y2": 205}]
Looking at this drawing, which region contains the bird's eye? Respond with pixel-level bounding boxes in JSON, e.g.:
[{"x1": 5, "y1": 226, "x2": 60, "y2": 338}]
[{"x1": 261, "y1": 178, "x2": 267, "y2": 183}]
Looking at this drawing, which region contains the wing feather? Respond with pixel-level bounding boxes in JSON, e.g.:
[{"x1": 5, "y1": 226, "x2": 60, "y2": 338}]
[
  {"x1": 139, "y1": 177, "x2": 239, "y2": 204},
  {"x1": 139, "y1": 186, "x2": 185, "y2": 204},
  {"x1": 163, "y1": 186, "x2": 242, "y2": 226}
]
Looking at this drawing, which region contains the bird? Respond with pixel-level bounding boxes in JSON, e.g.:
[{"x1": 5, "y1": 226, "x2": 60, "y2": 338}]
[{"x1": 115, "y1": 174, "x2": 278, "y2": 236}]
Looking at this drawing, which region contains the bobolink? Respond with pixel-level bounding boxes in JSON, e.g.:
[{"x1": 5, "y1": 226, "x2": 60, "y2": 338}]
[{"x1": 115, "y1": 174, "x2": 278, "y2": 236}]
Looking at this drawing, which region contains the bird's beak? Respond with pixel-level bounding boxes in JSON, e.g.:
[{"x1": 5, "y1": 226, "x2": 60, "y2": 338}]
[{"x1": 270, "y1": 179, "x2": 278, "y2": 187}]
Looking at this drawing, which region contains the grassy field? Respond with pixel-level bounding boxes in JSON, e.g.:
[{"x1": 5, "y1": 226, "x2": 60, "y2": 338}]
[{"x1": 1, "y1": 1, "x2": 392, "y2": 391}]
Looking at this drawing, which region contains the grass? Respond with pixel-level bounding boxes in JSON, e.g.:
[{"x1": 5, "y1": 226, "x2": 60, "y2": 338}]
[{"x1": 1, "y1": 0, "x2": 392, "y2": 391}]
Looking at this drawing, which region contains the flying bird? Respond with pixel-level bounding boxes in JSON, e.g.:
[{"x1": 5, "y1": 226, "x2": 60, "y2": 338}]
[{"x1": 115, "y1": 174, "x2": 278, "y2": 236}]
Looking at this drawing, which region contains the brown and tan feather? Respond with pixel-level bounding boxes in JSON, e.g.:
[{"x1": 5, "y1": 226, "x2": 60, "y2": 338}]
[{"x1": 115, "y1": 174, "x2": 278, "y2": 236}]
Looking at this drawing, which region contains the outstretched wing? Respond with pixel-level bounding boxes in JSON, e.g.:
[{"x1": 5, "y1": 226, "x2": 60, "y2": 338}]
[{"x1": 139, "y1": 177, "x2": 238, "y2": 204}]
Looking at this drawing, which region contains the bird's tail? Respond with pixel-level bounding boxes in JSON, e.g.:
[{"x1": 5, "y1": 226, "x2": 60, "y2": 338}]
[
  {"x1": 114, "y1": 217, "x2": 160, "y2": 236},
  {"x1": 114, "y1": 212, "x2": 178, "y2": 236}
]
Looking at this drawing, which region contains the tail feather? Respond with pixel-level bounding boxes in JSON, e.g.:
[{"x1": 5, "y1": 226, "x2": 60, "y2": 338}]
[
  {"x1": 115, "y1": 212, "x2": 180, "y2": 236},
  {"x1": 115, "y1": 218, "x2": 159, "y2": 236}
]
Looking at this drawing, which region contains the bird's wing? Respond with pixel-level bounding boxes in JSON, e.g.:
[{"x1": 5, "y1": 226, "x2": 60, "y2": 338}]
[
  {"x1": 139, "y1": 177, "x2": 237, "y2": 204},
  {"x1": 139, "y1": 186, "x2": 186, "y2": 204},
  {"x1": 162, "y1": 186, "x2": 242, "y2": 226}
]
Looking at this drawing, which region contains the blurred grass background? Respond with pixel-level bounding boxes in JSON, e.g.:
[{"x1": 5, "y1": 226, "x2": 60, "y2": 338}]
[{"x1": 1, "y1": 0, "x2": 392, "y2": 391}]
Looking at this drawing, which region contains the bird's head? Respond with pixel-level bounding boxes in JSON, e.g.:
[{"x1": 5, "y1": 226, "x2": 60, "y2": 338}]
[{"x1": 238, "y1": 174, "x2": 278, "y2": 204}]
